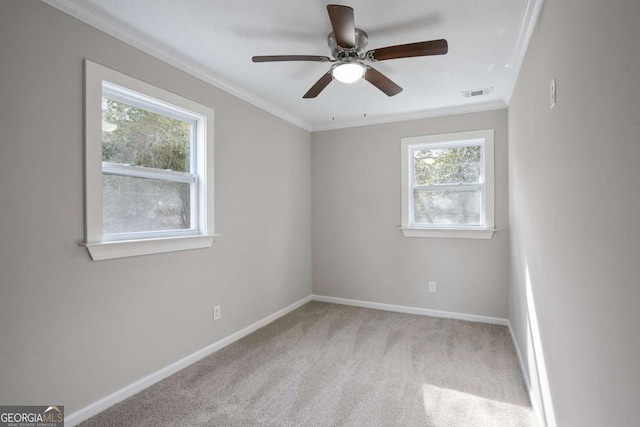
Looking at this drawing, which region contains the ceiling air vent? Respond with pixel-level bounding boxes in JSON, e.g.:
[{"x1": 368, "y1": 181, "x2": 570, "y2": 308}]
[{"x1": 462, "y1": 87, "x2": 494, "y2": 98}]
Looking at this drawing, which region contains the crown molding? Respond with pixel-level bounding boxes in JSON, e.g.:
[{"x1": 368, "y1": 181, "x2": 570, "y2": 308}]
[
  {"x1": 311, "y1": 100, "x2": 508, "y2": 132},
  {"x1": 41, "y1": 0, "x2": 542, "y2": 134},
  {"x1": 506, "y1": 0, "x2": 545, "y2": 104},
  {"x1": 40, "y1": 0, "x2": 313, "y2": 132}
]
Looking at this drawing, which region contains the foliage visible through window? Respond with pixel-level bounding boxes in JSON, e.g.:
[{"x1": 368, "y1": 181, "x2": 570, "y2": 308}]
[
  {"x1": 102, "y1": 99, "x2": 191, "y2": 172},
  {"x1": 412, "y1": 144, "x2": 483, "y2": 226},
  {"x1": 101, "y1": 91, "x2": 198, "y2": 240}
]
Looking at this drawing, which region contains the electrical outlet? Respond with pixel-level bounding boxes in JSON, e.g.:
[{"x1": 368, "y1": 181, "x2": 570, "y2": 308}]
[
  {"x1": 429, "y1": 281, "x2": 437, "y2": 293},
  {"x1": 213, "y1": 305, "x2": 221, "y2": 320}
]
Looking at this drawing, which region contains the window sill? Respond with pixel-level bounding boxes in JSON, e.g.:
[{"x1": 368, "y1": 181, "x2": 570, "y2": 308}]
[
  {"x1": 82, "y1": 234, "x2": 218, "y2": 261},
  {"x1": 399, "y1": 227, "x2": 496, "y2": 239}
]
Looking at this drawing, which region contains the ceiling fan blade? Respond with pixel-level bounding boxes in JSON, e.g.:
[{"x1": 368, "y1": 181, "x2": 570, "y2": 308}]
[
  {"x1": 366, "y1": 39, "x2": 448, "y2": 61},
  {"x1": 364, "y1": 67, "x2": 403, "y2": 96},
  {"x1": 303, "y1": 72, "x2": 333, "y2": 98},
  {"x1": 327, "y1": 4, "x2": 356, "y2": 48},
  {"x1": 252, "y1": 55, "x2": 330, "y2": 63}
]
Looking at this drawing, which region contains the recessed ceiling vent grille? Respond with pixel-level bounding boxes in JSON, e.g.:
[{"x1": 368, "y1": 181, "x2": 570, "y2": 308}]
[{"x1": 462, "y1": 87, "x2": 494, "y2": 98}]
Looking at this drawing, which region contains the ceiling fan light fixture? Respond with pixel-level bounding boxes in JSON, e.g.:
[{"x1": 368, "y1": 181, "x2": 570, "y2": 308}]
[{"x1": 332, "y1": 62, "x2": 365, "y2": 84}]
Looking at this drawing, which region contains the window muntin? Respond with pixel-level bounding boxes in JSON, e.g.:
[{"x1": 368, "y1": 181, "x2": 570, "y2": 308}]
[
  {"x1": 84, "y1": 60, "x2": 215, "y2": 260},
  {"x1": 400, "y1": 130, "x2": 495, "y2": 239}
]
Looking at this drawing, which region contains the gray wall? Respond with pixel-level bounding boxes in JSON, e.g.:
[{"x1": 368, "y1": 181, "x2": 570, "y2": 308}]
[
  {"x1": 508, "y1": 0, "x2": 640, "y2": 425},
  {"x1": 0, "y1": 1, "x2": 311, "y2": 413},
  {"x1": 312, "y1": 110, "x2": 510, "y2": 318}
]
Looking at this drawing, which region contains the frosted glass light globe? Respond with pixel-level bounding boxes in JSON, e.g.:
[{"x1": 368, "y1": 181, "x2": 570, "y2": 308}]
[{"x1": 332, "y1": 63, "x2": 365, "y2": 84}]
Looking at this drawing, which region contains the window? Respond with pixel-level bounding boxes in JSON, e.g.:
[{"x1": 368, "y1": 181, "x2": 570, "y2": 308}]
[
  {"x1": 84, "y1": 60, "x2": 215, "y2": 260},
  {"x1": 400, "y1": 129, "x2": 495, "y2": 239}
]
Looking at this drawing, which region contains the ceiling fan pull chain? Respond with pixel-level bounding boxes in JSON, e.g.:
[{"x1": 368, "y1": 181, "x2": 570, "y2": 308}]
[
  {"x1": 363, "y1": 69, "x2": 367, "y2": 117},
  {"x1": 332, "y1": 76, "x2": 335, "y2": 121}
]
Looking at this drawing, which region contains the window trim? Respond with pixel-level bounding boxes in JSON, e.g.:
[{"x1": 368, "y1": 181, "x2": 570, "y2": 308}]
[
  {"x1": 83, "y1": 59, "x2": 216, "y2": 260},
  {"x1": 400, "y1": 129, "x2": 496, "y2": 239}
]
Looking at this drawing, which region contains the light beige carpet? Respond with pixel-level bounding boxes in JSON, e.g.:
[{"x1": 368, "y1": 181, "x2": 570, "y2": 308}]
[{"x1": 81, "y1": 302, "x2": 537, "y2": 426}]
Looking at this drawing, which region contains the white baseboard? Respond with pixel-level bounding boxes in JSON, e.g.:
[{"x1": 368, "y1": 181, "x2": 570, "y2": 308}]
[
  {"x1": 311, "y1": 295, "x2": 508, "y2": 326},
  {"x1": 507, "y1": 321, "x2": 531, "y2": 391},
  {"x1": 65, "y1": 295, "x2": 313, "y2": 426},
  {"x1": 507, "y1": 320, "x2": 546, "y2": 427}
]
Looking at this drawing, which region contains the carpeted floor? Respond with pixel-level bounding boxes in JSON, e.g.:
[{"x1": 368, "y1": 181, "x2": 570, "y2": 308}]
[{"x1": 81, "y1": 302, "x2": 537, "y2": 426}]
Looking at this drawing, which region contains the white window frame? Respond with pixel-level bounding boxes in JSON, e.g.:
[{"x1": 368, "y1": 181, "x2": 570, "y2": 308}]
[
  {"x1": 400, "y1": 129, "x2": 495, "y2": 239},
  {"x1": 83, "y1": 60, "x2": 216, "y2": 260}
]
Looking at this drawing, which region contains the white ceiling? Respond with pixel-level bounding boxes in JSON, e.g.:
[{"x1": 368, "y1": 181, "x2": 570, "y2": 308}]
[{"x1": 44, "y1": 0, "x2": 541, "y2": 131}]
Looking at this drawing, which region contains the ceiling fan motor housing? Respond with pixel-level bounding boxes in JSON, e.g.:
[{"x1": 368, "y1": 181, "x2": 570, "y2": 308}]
[{"x1": 328, "y1": 28, "x2": 369, "y2": 60}]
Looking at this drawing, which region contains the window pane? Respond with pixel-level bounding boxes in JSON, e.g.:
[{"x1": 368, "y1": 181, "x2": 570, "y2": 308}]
[
  {"x1": 414, "y1": 145, "x2": 481, "y2": 185},
  {"x1": 103, "y1": 174, "x2": 191, "y2": 234},
  {"x1": 102, "y1": 98, "x2": 192, "y2": 172},
  {"x1": 414, "y1": 190, "x2": 481, "y2": 225}
]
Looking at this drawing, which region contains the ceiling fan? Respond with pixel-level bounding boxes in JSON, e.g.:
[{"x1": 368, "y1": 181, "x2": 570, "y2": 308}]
[{"x1": 252, "y1": 4, "x2": 448, "y2": 99}]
